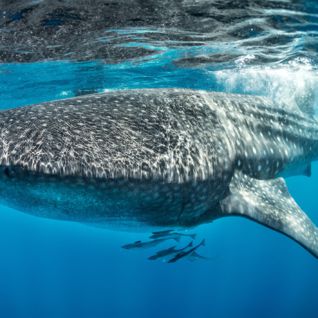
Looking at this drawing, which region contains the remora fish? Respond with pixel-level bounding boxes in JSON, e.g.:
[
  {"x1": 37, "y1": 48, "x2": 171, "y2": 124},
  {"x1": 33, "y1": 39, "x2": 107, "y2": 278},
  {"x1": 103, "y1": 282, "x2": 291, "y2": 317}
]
[
  {"x1": 168, "y1": 239, "x2": 206, "y2": 263},
  {"x1": 122, "y1": 237, "x2": 179, "y2": 250},
  {"x1": 150, "y1": 230, "x2": 196, "y2": 240},
  {"x1": 0, "y1": 89, "x2": 318, "y2": 258},
  {"x1": 148, "y1": 241, "x2": 193, "y2": 261}
]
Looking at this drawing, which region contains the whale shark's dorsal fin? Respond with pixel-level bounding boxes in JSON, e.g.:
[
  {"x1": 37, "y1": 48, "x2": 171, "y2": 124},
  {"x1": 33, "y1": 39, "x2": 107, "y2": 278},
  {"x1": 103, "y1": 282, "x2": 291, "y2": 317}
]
[{"x1": 220, "y1": 171, "x2": 318, "y2": 258}]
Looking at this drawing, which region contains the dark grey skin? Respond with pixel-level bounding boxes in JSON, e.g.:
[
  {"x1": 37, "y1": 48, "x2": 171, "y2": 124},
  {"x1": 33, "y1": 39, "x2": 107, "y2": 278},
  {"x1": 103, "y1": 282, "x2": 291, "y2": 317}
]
[
  {"x1": 0, "y1": 89, "x2": 318, "y2": 257},
  {"x1": 150, "y1": 230, "x2": 196, "y2": 240},
  {"x1": 168, "y1": 239, "x2": 206, "y2": 263},
  {"x1": 122, "y1": 237, "x2": 178, "y2": 250},
  {"x1": 148, "y1": 246, "x2": 179, "y2": 261},
  {"x1": 148, "y1": 242, "x2": 193, "y2": 261}
]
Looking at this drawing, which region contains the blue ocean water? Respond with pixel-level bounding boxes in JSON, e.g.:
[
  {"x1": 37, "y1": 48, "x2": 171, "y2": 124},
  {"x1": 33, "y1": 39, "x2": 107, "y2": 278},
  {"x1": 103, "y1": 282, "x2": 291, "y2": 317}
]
[{"x1": 1, "y1": 1, "x2": 318, "y2": 318}]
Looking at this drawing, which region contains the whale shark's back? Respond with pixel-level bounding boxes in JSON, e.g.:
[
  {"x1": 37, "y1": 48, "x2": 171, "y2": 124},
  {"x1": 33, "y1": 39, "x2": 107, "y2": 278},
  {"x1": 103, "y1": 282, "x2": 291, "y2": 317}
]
[
  {"x1": 0, "y1": 89, "x2": 239, "y2": 226},
  {"x1": 0, "y1": 89, "x2": 234, "y2": 184}
]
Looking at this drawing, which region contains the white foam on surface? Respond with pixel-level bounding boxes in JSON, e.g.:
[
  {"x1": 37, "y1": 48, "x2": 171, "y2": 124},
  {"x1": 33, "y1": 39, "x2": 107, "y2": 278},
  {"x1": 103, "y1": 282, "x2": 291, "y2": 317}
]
[{"x1": 214, "y1": 58, "x2": 318, "y2": 115}]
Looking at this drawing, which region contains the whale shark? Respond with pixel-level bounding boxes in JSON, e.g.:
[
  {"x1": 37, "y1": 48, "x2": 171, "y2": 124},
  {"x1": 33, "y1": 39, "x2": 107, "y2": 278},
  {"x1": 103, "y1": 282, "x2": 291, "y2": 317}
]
[{"x1": 0, "y1": 89, "x2": 317, "y2": 258}]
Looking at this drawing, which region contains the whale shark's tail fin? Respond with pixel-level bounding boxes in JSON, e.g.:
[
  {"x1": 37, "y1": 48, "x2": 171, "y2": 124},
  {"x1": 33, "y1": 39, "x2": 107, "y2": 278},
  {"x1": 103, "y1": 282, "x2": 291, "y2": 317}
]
[{"x1": 220, "y1": 171, "x2": 318, "y2": 258}]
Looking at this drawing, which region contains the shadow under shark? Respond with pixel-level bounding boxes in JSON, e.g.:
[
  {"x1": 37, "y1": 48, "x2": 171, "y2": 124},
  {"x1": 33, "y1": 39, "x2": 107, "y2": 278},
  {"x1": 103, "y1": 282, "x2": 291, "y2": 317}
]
[{"x1": 0, "y1": 89, "x2": 317, "y2": 258}]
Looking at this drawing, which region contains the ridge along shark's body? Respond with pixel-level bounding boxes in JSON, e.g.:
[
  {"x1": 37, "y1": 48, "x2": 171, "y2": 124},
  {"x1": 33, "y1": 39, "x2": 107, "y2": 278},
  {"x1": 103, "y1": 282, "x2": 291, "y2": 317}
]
[{"x1": 0, "y1": 89, "x2": 318, "y2": 257}]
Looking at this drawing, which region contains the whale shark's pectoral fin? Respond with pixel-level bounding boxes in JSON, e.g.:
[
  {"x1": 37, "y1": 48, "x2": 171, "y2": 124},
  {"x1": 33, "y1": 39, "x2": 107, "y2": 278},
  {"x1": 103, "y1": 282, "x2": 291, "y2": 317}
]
[{"x1": 220, "y1": 171, "x2": 318, "y2": 258}]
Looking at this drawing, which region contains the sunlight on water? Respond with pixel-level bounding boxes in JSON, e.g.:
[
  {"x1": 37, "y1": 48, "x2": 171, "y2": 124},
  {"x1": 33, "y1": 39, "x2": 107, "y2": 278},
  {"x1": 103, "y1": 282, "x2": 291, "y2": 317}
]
[{"x1": 214, "y1": 59, "x2": 318, "y2": 113}]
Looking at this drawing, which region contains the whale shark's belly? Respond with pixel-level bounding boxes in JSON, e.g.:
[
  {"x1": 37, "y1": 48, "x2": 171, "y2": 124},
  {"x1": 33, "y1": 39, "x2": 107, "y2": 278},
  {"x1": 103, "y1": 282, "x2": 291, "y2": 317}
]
[{"x1": 0, "y1": 171, "x2": 225, "y2": 227}]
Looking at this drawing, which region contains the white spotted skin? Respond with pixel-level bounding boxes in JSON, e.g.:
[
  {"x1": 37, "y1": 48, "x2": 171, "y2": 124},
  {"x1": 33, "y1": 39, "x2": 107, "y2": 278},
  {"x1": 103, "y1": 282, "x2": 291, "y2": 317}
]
[
  {"x1": 0, "y1": 89, "x2": 317, "y2": 229},
  {"x1": 0, "y1": 89, "x2": 235, "y2": 227},
  {"x1": 220, "y1": 170, "x2": 318, "y2": 258},
  {"x1": 205, "y1": 91, "x2": 318, "y2": 179}
]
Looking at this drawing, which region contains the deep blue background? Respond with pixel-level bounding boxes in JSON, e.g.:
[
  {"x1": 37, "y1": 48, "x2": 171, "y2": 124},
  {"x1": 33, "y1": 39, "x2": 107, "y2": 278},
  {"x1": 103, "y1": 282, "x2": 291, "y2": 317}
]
[
  {"x1": 0, "y1": 58, "x2": 318, "y2": 318},
  {"x1": 0, "y1": 166, "x2": 317, "y2": 318},
  {"x1": 1, "y1": 1, "x2": 318, "y2": 311}
]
